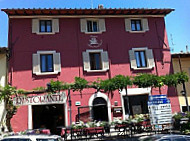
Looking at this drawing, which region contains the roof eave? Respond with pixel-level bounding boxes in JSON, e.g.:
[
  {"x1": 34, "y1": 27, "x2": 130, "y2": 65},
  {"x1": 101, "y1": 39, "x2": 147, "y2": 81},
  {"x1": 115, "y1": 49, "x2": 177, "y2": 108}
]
[{"x1": 1, "y1": 8, "x2": 174, "y2": 16}]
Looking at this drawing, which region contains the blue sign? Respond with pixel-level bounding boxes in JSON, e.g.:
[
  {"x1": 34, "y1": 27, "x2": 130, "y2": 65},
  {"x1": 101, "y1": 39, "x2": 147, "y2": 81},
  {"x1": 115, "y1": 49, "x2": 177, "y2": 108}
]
[
  {"x1": 148, "y1": 95, "x2": 170, "y2": 105},
  {"x1": 148, "y1": 95, "x2": 167, "y2": 101}
]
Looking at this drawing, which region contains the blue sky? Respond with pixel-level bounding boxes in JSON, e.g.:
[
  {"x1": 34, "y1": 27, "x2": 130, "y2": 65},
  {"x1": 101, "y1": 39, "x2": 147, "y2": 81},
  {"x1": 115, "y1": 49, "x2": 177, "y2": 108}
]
[{"x1": 0, "y1": 0, "x2": 189, "y2": 53}]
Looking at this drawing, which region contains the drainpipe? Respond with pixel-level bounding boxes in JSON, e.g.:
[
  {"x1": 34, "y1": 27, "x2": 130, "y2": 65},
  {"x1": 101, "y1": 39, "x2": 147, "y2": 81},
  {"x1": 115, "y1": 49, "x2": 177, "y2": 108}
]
[
  {"x1": 178, "y1": 54, "x2": 189, "y2": 112},
  {"x1": 68, "y1": 89, "x2": 72, "y2": 126}
]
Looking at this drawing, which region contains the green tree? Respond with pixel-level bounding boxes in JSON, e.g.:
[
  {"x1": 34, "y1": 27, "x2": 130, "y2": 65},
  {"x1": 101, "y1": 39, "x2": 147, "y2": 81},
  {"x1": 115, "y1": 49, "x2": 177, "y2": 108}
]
[{"x1": 0, "y1": 85, "x2": 24, "y2": 131}]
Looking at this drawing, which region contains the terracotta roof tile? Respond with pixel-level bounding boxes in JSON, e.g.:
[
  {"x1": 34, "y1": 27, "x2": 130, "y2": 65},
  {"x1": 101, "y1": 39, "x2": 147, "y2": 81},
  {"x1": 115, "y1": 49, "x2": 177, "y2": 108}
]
[{"x1": 1, "y1": 8, "x2": 174, "y2": 16}]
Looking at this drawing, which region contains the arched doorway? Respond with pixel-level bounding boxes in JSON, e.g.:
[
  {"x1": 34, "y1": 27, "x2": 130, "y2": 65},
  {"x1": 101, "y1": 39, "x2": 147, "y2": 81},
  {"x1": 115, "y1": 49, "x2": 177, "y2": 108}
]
[{"x1": 92, "y1": 97, "x2": 108, "y2": 121}]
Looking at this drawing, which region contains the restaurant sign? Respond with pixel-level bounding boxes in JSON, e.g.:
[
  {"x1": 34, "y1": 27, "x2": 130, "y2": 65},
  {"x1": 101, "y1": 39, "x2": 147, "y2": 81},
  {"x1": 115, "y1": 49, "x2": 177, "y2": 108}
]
[{"x1": 13, "y1": 92, "x2": 66, "y2": 106}]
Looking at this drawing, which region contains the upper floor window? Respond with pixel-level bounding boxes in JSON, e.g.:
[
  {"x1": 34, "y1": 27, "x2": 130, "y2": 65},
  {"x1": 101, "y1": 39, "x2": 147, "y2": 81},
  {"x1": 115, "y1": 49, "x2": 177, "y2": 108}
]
[
  {"x1": 131, "y1": 20, "x2": 142, "y2": 31},
  {"x1": 125, "y1": 18, "x2": 149, "y2": 33},
  {"x1": 135, "y1": 51, "x2": 147, "y2": 68},
  {"x1": 80, "y1": 19, "x2": 106, "y2": 34},
  {"x1": 82, "y1": 49, "x2": 109, "y2": 72},
  {"x1": 32, "y1": 19, "x2": 59, "y2": 34},
  {"x1": 40, "y1": 20, "x2": 52, "y2": 33},
  {"x1": 33, "y1": 51, "x2": 61, "y2": 75},
  {"x1": 87, "y1": 20, "x2": 99, "y2": 32},
  {"x1": 40, "y1": 54, "x2": 53, "y2": 72},
  {"x1": 89, "y1": 52, "x2": 102, "y2": 70},
  {"x1": 129, "y1": 47, "x2": 155, "y2": 70}
]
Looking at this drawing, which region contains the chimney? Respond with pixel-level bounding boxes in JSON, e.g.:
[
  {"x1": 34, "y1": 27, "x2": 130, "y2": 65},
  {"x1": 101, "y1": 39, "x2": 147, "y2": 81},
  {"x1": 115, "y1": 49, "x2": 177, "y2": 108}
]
[
  {"x1": 98, "y1": 4, "x2": 104, "y2": 9},
  {"x1": 186, "y1": 45, "x2": 189, "y2": 53}
]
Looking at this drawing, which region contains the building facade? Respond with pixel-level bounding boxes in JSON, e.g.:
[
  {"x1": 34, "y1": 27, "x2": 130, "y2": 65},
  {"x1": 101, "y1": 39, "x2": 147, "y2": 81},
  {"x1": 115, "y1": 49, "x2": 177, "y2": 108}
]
[
  {"x1": 0, "y1": 47, "x2": 7, "y2": 132},
  {"x1": 172, "y1": 52, "x2": 190, "y2": 112},
  {"x1": 2, "y1": 8, "x2": 180, "y2": 132}
]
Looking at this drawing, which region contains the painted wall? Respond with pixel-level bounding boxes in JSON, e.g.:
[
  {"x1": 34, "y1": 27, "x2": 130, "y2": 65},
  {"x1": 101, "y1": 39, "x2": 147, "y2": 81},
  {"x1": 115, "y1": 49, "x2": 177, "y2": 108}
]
[
  {"x1": 172, "y1": 57, "x2": 190, "y2": 111},
  {"x1": 0, "y1": 53, "x2": 6, "y2": 131},
  {"x1": 8, "y1": 16, "x2": 180, "y2": 132},
  {"x1": 0, "y1": 54, "x2": 6, "y2": 87}
]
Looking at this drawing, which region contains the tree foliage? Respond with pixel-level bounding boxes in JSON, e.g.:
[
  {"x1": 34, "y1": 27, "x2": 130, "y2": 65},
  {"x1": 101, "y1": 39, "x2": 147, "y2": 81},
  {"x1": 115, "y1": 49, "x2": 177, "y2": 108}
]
[
  {"x1": 133, "y1": 74, "x2": 164, "y2": 88},
  {"x1": 71, "y1": 77, "x2": 88, "y2": 92},
  {"x1": 0, "y1": 85, "x2": 25, "y2": 131},
  {"x1": 47, "y1": 72, "x2": 188, "y2": 93}
]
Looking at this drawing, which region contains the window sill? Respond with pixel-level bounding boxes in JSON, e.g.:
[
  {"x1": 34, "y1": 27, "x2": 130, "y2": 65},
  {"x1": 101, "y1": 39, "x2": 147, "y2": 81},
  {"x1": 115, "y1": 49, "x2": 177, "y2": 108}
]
[
  {"x1": 34, "y1": 71, "x2": 59, "y2": 75},
  {"x1": 128, "y1": 31, "x2": 147, "y2": 33},
  {"x1": 132, "y1": 67, "x2": 153, "y2": 70},
  {"x1": 35, "y1": 32, "x2": 56, "y2": 35},
  {"x1": 84, "y1": 32, "x2": 103, "y2": 34},
  {"x1": 86, "y1": 69, "x2": 108, "y2": 72}
]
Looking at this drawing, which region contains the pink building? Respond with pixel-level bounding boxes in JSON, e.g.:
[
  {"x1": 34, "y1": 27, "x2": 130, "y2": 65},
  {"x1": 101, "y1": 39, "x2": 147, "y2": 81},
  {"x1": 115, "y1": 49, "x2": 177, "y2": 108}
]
[{"x1": 2, "y1": 8, "x2": 180, "y2": 132}]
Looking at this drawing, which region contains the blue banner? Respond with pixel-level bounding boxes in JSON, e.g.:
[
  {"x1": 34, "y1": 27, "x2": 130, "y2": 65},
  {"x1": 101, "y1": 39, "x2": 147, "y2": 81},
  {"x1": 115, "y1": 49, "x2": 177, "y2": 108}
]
[{"x1": 148, "y1": 95, "x2": 170, "y2": 105}]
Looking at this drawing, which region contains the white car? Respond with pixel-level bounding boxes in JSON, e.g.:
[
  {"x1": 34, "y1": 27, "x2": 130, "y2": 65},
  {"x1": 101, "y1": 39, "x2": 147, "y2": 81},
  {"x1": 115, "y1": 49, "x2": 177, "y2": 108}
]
[
  {"x1": 139, "y1": 134, "x2": 190, "y2": 141},
  {"x1": 0, "y1": 134, "x2": 63, "y2": 141}
]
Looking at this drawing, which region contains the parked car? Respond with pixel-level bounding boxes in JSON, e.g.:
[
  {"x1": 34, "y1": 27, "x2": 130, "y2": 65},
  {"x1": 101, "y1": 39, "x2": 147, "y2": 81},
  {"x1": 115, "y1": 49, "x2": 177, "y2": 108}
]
[
  {"x1": 0, "y1": 134, "x2": 63, "y2": 141},
  {"x1": 139, "y1": 134, "x2": 190, "y2": 141}
]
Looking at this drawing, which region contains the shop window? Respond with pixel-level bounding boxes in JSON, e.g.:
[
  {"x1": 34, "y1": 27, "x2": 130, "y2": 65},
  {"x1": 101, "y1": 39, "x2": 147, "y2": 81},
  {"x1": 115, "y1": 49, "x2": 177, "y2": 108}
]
[
  {"x1": 182, "y1": 106, "x2": 190, "y2": 112},
  {"x1": 33, "y1": 51, "x2": 61, "y2": 75},
  {"x1": 123, "y1": 95, "x2": 148, "y2": 115},
  {"x1": 129, "y1": 47, "x2": 155, "y2": 70},
  {"x1": 82, "y1": 49, "x2": 109, "y2": 72}
]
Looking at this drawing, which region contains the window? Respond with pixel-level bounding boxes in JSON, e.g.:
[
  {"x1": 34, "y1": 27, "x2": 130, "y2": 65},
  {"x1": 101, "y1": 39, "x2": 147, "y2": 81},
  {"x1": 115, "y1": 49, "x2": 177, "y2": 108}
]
[
  {"x1": 87, "y1": 20, "x2": 99, "y2": 32},
  {"x1": 125, "y1": 18, "x2": 149, "y2": 32},
  {"x1": 39, "y1": 20, "x2": 52, "y2": 32},
  {"x1": 131, "y1": 20, "x2": 142, "y2": 31},
  {"x1": 129, "y1": 47, "x2": 155, "y2": 70},
  {"x1": 40, "y1": 54, "x2": 53, "y2": 72},
  {"x1": 82, "y1": 50, "x2": 109, "y2": 72},
  {"x1": 135, "y1": 51, "x2": 147, "y2": 68},
  {"x1": 89, "y1": 52, "x2": 102, "y2": 70},
  {"x1": 80, "y1": 19, "x2": 106, "y2": 33},
  {"x1": 182, "y1": 106, "x2": 190, "y2": 112},
  {"x1": 123, "y1": 94, "x2": 148, "y2": 115},
  {"x1": 33, "y1": 51, "x2": 61, "y2": 75},
  {"x1": 32, "y1": 19, "x2": 59, "y2": 34}
]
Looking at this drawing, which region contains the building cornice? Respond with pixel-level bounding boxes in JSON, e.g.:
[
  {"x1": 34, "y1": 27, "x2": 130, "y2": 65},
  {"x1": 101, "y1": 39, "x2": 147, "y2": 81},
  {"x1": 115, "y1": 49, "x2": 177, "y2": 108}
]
[
  {"x1": 172, "y1": 53, "x2": 190, "y2": 58},
  {"x1": 2, "y1": 8, "x2": 174, "y2": 17}
]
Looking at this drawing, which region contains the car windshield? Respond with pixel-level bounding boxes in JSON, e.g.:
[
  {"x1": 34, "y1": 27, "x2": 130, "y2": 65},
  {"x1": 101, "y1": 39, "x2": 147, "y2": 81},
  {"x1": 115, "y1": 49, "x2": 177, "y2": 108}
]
[
  {"x1": 1, "y1": 139, "x2": 31, "y2": 141},
  {"x1": 36, "y1": 139, "x2": 59, "y2": 141}
]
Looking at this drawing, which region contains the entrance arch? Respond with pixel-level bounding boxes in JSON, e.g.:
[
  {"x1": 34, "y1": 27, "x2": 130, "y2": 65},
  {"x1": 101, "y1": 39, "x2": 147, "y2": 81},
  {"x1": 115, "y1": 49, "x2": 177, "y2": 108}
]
[
  {"x1": 92, "y1": 97, "x2": 108, "y2": 121},
  {"x1": 89, "y1": 92, "x2": 111, "y2": 122}
]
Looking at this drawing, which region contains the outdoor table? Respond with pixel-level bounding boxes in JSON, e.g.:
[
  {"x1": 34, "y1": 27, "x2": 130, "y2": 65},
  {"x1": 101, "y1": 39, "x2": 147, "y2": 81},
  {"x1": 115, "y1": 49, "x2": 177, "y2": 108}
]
[
  {"x1": 115, "y1": 124, "x2": 129, "y2": 136},
  {"x1": 133, "y1": 120, "x2": 152, "y2": 134},
  {"x1": 84, "y1": 127, "x2": 104, "y2": 138},
  {"x1": 60, "y1": 126, "x2": 104, "y2": 140},
  {"x1": 61, "y1": 127, "x2": 85, "y2": 140},
  {"x1": 72, "y1": 128, "x2": 83, "y2": 139}
]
